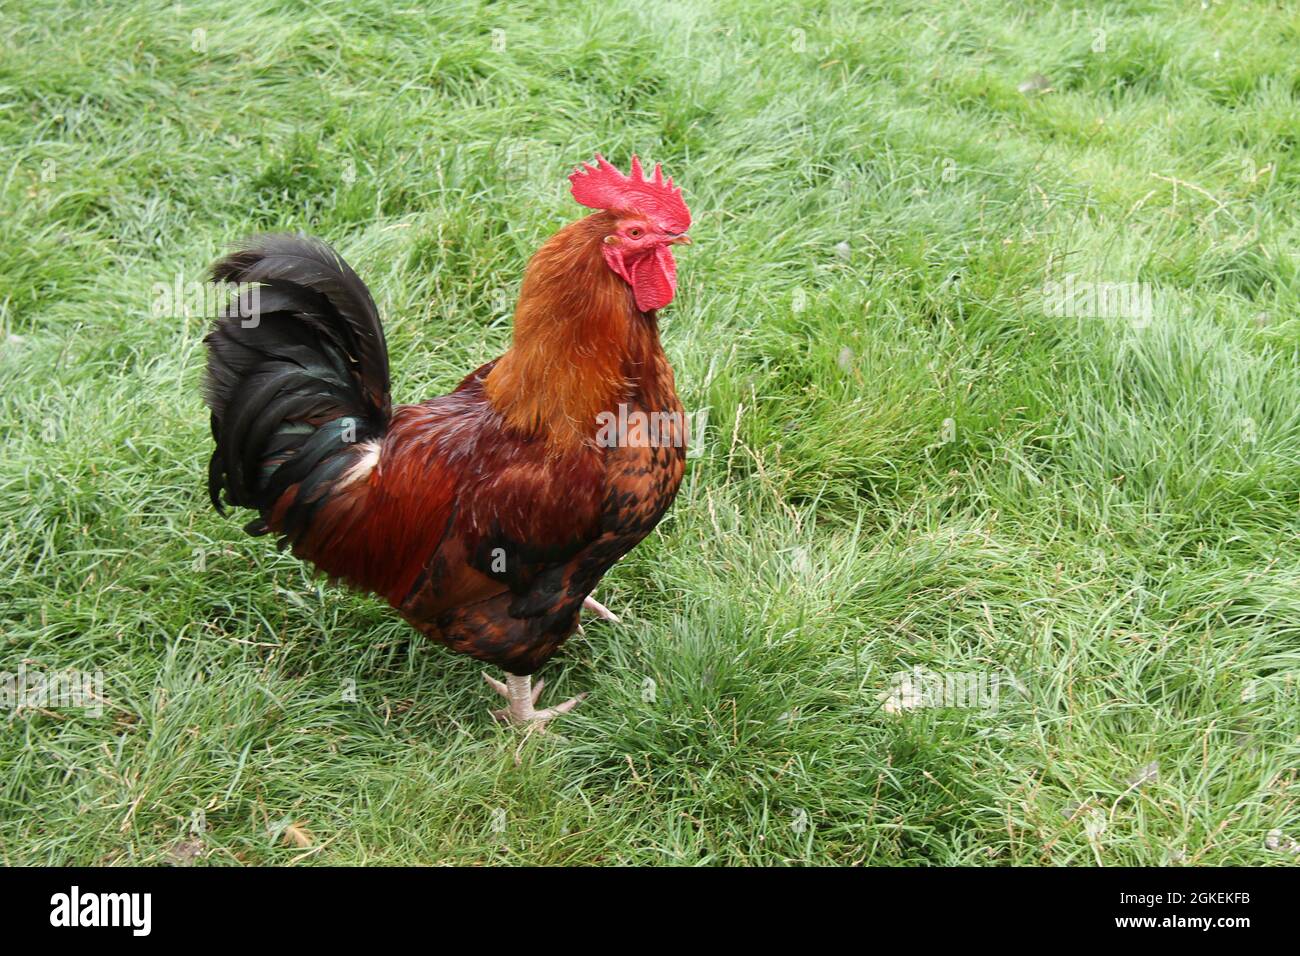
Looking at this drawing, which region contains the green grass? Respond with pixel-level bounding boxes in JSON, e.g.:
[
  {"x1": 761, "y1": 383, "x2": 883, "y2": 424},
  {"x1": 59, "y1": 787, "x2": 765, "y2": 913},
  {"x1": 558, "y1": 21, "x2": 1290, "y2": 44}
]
[{"x1": 2, "y1": 0, "x2": 1299, "y2": 865}]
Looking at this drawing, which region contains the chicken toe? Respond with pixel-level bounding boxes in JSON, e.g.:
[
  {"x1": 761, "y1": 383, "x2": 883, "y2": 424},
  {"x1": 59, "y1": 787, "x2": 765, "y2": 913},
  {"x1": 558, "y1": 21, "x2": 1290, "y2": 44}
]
[{"x1": 582, "y1": 595, "x2": 620, "y2": 623}]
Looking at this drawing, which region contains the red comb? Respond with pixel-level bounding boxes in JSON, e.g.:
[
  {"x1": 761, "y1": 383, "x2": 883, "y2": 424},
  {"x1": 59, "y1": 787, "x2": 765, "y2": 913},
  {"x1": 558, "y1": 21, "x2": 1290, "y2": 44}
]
[{"x1": 568, "y1": 154, "x2": 691, "y2": 233}]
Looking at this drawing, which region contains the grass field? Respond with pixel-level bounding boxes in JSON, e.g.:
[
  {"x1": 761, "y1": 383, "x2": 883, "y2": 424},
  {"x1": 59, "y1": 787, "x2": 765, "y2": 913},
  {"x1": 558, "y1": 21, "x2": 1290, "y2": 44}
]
[{"x1": 2, "y1": 0, "x2": 1299, "y2": 866}]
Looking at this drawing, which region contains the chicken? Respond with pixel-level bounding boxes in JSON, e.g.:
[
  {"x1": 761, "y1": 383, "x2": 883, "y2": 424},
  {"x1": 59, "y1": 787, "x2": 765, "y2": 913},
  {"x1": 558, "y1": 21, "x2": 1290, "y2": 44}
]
[{"x1": 202, "y1": 155, "x2": 693, "y2": 724}]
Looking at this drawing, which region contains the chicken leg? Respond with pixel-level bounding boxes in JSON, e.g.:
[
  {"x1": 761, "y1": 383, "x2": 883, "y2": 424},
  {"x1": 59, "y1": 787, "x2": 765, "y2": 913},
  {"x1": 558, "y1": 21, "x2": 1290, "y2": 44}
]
[{"x1": 484, "y1": 672, "x2": 586, "y2": 726}]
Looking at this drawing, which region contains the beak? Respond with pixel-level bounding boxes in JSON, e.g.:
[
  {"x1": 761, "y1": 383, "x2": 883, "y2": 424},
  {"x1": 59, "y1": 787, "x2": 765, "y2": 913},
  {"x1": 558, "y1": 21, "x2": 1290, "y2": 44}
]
[{"x1": 668, "y1": 233, "x2": 692, "y2": 246}]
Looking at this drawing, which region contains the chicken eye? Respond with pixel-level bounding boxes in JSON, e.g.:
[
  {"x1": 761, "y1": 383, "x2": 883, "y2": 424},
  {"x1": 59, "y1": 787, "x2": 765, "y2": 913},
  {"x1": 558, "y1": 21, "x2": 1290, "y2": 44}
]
[{"x1": 627, "y1": 227, "x2": 643, "y2": 239}]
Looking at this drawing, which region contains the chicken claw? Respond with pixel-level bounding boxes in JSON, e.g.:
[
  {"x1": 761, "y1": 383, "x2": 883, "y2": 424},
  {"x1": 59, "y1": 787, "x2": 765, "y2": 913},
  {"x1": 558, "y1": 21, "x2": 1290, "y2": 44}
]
[
  {"x1": 582, "y1": 595, "x2": 620, "y2": 623},
  {"x1": 484, "y1": 672, "x2": 587, "y2": 727}
]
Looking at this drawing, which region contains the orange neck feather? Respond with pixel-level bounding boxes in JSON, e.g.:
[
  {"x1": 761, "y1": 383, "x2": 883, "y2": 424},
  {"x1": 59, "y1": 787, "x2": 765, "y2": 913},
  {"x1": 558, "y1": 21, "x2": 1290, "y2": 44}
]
[{"x1": 485, "y1": 212, "x2": 661, "y2": 450}]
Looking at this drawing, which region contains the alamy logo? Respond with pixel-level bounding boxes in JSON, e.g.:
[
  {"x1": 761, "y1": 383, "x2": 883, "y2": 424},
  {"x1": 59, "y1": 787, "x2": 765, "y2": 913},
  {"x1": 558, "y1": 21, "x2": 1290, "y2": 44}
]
[
  {"x1": 881, "y1": 665, "x2": 1020, "y2": 713},
  {"x1": 1, "y1": 664, "x2": 103, "y2": 717},
  {"x1": 1041, "y1": 274, "x2": 1153, "y2": 327},
  {"x1": 49, "y1": 886, "x2": 151, "y2": 936},
  {"x1": 151, "y1": 275, "x2": 261, "y2": 326},
  {"x1": 594, "y1": 404, "x2": 710, "y2": 457}
]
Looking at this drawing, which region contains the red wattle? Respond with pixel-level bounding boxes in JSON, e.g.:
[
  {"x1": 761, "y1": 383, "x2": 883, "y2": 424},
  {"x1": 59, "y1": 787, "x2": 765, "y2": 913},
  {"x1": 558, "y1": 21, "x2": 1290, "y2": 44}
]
[{"x1": 629, "y1": 245, "x2": 677, "y2": 312}]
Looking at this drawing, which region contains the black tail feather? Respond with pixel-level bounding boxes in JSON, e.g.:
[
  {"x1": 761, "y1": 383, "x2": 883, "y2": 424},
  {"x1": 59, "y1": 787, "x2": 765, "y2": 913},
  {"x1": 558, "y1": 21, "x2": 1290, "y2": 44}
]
[{"x1": 203, "y1": 234, "x2": 390, "y2": 541}]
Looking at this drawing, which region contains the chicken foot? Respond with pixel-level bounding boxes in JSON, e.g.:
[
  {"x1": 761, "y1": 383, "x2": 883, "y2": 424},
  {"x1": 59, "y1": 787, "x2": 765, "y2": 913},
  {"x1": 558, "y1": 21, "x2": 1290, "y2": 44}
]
[{"x1": 484, "y1": 672, "x2": 587, "y2": 726}]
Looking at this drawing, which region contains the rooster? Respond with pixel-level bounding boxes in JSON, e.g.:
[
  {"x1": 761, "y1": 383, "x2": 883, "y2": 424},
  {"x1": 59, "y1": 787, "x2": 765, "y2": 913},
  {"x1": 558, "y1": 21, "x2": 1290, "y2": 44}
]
[{"x1": 203, "y1": 155, "x2": 692, "y2": 724}]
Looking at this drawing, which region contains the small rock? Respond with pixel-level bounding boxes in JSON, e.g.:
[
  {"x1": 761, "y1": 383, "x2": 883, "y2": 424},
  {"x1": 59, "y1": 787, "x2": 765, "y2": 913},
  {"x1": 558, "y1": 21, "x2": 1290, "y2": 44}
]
[
  {"x1": 1018, "y1": 73, "x2": 1053, "y2": 95},
  {"x1": 165, "y1": 837, "x2": 204, "y2": 866},
  {"x1": 1265, "y1": 829, "x2": 1300, "y2": 854},
  {"x1": 1126, "y1": 761, "x2": 1159, "y2": 787},
  {"x1": 1083, "y1": 809, "x2": 1107, "y2": 839}
]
